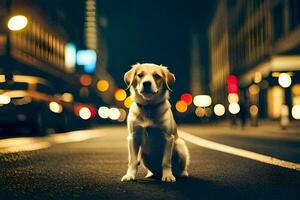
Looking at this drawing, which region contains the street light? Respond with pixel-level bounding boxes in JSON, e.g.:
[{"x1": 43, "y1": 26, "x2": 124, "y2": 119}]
[
  {"x1": 5, "y1": 14, "x2": 28, "y2": 81},
  {"x1": 7, "y1": 15, "x2": 28, "y2": 31}
]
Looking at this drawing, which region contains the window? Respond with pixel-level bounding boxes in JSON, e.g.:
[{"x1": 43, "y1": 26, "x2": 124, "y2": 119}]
[
  {"x1": 289, "y1": 0, "x2": 300, "y2": 31},
  {"x1": 272, "y1": 2, "x2": 284, "y2": 42}
]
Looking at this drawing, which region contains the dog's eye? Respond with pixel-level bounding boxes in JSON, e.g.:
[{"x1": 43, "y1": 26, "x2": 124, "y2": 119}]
[
  {"x1": 137, "y1": 73, "x2": 144, "y2": 78},
  {"x1": 153, "y1": 74, "x2": 161, "y2": 79}
]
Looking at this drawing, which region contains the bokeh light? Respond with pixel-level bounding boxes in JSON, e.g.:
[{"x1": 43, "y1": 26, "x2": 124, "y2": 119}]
[
  {"x1": 278, "y1": 73, "x2": 292, "y2": 88},
  {"x1": 49, "y1": 102, "x2": 63, "y2": 113},
  {"x1": 195, "y1": 107, "x2": 205, "y2": 117},
  {"x1": 61, "y1": 92, "x2": 74, "y2": 102},
  {"x1": 0, "y1": 95, "x2": 11, "y2": 104},
  {"x1": 109, "y1": 107, "x2": 121, "y2": 120},
  {"x1": 118, "y1": 108, "x2": 127, "y2": 122},
  {"x1": 249, "y1": 84, "x2": 260, "y2": 95},
  {"x1": 180, "y1": 93, "x2": 193, "y2": 105},
  {"x1": 213, "y1": 104, "x2": 225, "y2": 116},
  {"x1": 249, "y1": 105, "x2": 259, "y2": 117},
  {"x1": 292, "y1": 105, "x2": 300, "y2": 119},
  {"x1": 8, "y1": 15, "x2": 28, "y2": 31},
  {"x1": 114, "y1": 88, "x2": 127, "y2": 101},
  {"x1": 65, "y1": 43, "x2": 76, "y2": 71},
  {"x1": 98, "y1": 106, "x2": 110, "y2": 119},
  {"x1": 97, "y1": 80, "x2": 109, "y2": 92},
  {"x1": 228, "y1": 103, "x2": 240, "y2": 114},
  {"x1": 124, "y1": 96, "x2": 133, "y2": 108},
  {"x1": 80, "y1": 74, "x2": 92, "y2": 86},
  {"x1": 227, "y1": 93, "x2": 239, "y2": 103},
  {"x1": 79, "y1": 107, "x2": 91, "y2": 120},
  {"x1": 176, "y1": 100, "x2": 188, "y2": 113},
  {"x1": 254, "y1": 72, "x2": 262, "y2": 83},
  {"x1": 193, "y1": 95, "x2": 212, "y2": 107},
  {"x1": 227, "y1": 75, "x2": 239, "y2": 94}
]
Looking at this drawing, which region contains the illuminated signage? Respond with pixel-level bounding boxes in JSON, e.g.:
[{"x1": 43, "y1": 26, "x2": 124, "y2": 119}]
[
  {"x1": 76, "y1": 49, "x2": 97, "y2": 73},
  {"x1": 65, "y1": 43, "x2": 76, "y2": 71},
  {"x1": 227, "y1": 75, "x2": 239, "y2": 94}
]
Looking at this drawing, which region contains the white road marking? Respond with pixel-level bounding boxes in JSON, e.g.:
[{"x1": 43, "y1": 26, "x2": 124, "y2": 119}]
[
  {"x1": 50, "y1": 129, "x2": 107, "y2": 144},
  {"x1": 0, "y1": 129, "x2": 107, "y2": 154},
  {"x1": 179, "y1": 131, "x2": 300, "y2": 171}
]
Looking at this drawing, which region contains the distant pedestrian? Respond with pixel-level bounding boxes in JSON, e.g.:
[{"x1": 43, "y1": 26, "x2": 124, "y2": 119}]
[
  {"x1": 230, "y1": 114, "x2": 237, "y2": 127},
  {"x1": 239, "y1": 101, "x2": 247, "y2": 129}
]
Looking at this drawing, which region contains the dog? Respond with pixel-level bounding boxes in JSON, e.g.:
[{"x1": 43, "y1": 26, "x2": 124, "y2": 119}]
[{"x1": 121, "y1": 63, "x2": 189, "y2": 182}]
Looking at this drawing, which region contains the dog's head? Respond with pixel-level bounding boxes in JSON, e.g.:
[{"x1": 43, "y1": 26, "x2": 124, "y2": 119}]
[{"x1": 124, "y1": 63, "x2": 175, "y2": 102}]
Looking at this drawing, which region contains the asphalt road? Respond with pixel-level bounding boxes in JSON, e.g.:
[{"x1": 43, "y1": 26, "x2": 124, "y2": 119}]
[{"x1": 1, "y1": 125, "x2": 300, "y2": 200}]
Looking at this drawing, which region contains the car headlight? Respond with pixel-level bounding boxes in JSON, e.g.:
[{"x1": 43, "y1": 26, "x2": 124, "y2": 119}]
[
  {"x1": 0, "y1": 94, "x2": 11, "y2": 105},
  {"x1": 49, "y1": 101, "x2": 63, "y2": 113}
]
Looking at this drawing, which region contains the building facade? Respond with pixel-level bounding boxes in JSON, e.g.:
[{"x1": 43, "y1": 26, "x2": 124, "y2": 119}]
[
  {"x1": 209, "y1": 0, "x2": 300, "y2": 119},
  {"x1": 0, "y1": 0, "x2": 80, "y2": 88},
  {"x1": 209, "y1": 0, "x2": 231, "y2": 104}
]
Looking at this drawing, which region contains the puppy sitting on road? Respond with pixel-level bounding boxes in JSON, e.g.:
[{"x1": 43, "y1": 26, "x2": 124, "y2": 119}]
[{"x1": 121, "y1": 63, "x2": 189, "y2": 182}]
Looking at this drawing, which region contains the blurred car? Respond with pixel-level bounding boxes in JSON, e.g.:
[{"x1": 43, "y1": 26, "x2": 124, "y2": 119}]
[{"x1": 0, "y1": 74, "x2": 75, "y2": 135}]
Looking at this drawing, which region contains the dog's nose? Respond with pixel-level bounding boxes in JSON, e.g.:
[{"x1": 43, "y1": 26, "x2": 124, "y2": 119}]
[{"x1": 143, "y1": 81, "x2": 152, "y2": 91}]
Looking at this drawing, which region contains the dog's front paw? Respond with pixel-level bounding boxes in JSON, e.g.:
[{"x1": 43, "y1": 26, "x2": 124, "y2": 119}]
[
  {"x1": 121, "y1": 173, "x2": 136, "y2": 182},
  {"x1": 161, "y1": 170, "x2": 176, "y2": 182}
]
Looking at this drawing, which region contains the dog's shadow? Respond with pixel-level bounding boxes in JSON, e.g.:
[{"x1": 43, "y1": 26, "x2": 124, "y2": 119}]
[{"x1": 134, "y1": 176, "x2": 238, "y2": 199}]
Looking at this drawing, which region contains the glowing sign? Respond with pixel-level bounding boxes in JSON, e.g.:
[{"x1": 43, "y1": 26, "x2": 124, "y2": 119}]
[
  {"x1": 227, "y1": 75, "x2": 239, "y2": 94},
  {"x1": 65, "y1": 43, "x2": 76, "y2": 71},
  {"x1": 76, "y1": 49, "x2": 97, "y2": 73}
]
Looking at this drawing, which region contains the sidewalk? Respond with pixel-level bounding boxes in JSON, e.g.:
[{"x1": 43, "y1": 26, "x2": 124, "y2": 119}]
[{"x1": 180, "y1": 119, "x2": 300, "y2": 140}]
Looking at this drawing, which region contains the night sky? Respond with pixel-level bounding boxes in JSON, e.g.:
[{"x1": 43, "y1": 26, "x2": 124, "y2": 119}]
[{"x1": 99, "y1": 0, "x2": 216, "y2": 98}]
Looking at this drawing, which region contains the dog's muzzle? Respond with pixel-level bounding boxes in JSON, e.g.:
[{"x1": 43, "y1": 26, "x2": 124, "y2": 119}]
[{"x1": 142, "y1": 81, "x2": 152, "y2": 93}]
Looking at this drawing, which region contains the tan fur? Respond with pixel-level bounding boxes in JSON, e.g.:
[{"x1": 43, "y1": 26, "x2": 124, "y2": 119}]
[{"x1": 121, "y1": 63, "x2": 189, "y2": 182}]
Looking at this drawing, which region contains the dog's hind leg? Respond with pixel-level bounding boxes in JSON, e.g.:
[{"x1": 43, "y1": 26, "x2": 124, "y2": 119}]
[
  {"x1": 174, "y1": 138, "x2": 190, "y2": 177},
  {"x1": 145, "y1": 170, "x2": 154, "y2": 178}
]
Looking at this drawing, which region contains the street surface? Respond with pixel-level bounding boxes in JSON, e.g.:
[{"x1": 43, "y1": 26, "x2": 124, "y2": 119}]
[{"x1": 1, "y1": 123, "x2": 300, "y2": 199}]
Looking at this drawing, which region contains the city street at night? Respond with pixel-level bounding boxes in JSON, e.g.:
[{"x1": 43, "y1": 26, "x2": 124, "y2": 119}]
[
  {"x1": 1, "y1": 0, "x2": 300, "y2": 199},
  {"x1": 1, "y1": 124, "x2": 300, "y2": 199}
]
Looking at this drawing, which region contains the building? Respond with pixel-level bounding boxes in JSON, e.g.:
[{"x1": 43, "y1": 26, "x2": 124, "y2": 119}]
[
  {"x1": 0, "y1": 0, "x2": 82, "y2": 92},
  {"x1": 209, "y1": 0, "x2": 231, "y2": 104},
  {"x1": 190, "y1": 33, "x2": 206, "y2": 95},
  {"x1": 83, "y1": 0, "x2": 116, "y2": 103},
  {"x1": 209, "y1": 0, "x2": 300, "y2": 119}
]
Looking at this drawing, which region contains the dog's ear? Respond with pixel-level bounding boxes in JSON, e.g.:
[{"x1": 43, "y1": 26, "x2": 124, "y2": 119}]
[
  {"x1": 162, "y1": 66, "x2": 176, "y2": 91},
  {"x1": 124, "y1": 64, "x2": 138, "y2": 90}
]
